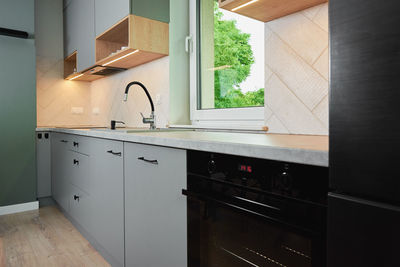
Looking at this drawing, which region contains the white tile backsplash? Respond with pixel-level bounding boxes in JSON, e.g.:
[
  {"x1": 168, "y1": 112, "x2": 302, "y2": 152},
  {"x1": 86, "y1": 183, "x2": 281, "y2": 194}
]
[
  {"x1": 265, "y1": 3, "x2": 329, "y2": 135},
  {"x1": 37, "y1": 3, "x2": 329, "y2": 135}
]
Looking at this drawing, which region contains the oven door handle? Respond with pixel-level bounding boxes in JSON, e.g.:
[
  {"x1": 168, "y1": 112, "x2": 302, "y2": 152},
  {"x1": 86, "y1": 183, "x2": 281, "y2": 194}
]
[
  {"x1": 182, "y1": 189, "x2": 283, "y2": 223},
  {"x1": 182, "y1": 189, "x2": 317, "y2": 236}
]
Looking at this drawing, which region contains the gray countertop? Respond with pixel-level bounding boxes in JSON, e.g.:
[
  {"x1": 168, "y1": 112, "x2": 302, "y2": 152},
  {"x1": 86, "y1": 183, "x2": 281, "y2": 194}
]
[{"x1": 36, "y1": 127, "x2": 329, "y2": 167}]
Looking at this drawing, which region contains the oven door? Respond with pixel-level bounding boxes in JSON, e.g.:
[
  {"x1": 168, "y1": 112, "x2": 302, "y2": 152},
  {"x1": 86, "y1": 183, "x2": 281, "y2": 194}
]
[{"x1": 183, "y1": 189, "x2": 324, "y2": 267}]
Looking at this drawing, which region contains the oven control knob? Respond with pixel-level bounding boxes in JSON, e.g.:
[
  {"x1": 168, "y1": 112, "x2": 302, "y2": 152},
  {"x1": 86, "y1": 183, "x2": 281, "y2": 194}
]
[
  {"x1": 207, "y1": 160, "x2": 217, "y2": 174},
  {"x1": 280, "y1": 164, "x2": 292, "y2": 189}
]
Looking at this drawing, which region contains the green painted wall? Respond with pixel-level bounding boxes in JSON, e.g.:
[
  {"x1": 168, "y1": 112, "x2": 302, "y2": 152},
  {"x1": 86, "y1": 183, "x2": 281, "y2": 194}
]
[
  {"x1": 169, "y1": 0, "x2": 190, "y2": 125},
  {"x1": 0, "y1": 0, "x2": 37, "y2": 206},
  {"x1": 131, "y1": 0, "x2": 170, "y2": 23}
]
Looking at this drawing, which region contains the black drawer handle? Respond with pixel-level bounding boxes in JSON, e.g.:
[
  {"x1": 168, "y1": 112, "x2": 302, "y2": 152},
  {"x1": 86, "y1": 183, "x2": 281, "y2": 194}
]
[
  {"x1": 73, "y1": 142, "x2": 79, "y2": 147},
  {"x1": 107, "y1": 150, "x2": 122, "y2": 156},
  {"x1": 74, "y1": 195, "x2": 80, "y2": 201},
  {"x1": 73, "y1": 159, "x2": 79, "y2": 165},
  {"x1": 60, "y1": 140, "x2": 68, "y2": 143},
  {"x1": 138, "y1": 157, "x2": 158, "y2": 165}
]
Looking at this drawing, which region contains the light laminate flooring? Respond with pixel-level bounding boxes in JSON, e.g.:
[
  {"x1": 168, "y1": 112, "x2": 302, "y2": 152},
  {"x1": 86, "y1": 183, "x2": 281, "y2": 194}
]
[{"x1": 0, "y1": 206, "x2": 110, "y2": 267}]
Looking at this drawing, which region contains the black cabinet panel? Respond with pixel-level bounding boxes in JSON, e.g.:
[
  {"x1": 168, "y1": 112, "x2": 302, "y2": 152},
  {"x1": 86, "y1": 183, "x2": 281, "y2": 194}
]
[
  {"x1": 329, "y1": 0, "x2": 400, "y2": 203},
  {"x1": 328, "y1": 194, "x2": 400, "y2": 267}
]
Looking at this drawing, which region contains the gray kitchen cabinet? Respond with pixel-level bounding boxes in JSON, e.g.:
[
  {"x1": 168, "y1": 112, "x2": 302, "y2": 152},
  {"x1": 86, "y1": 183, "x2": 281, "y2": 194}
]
[
  {"x1": 51, "y1": 133, "x2": 72, "y2": 212},
  {"x1": 70, "y1": 151, "x2": 90, "y2": 194},
  {"x1": 94, "y1": 0, "x2": 169, "y2": 37},
  {"x1": 89, "y1": 138, "x2": 124, "y2": 267},
  {"x1": 69, "y1": 184, "x2": 92, "y2": 231},
  {"x1": 94, "y1": 0, "x2": 129, "y2": 36},
  {"x1": 64, "y1": 0, "x2": 95, "y2": 72},
  {"x1": 124, "y1": 143, "x2": 187, "y2": 267}
]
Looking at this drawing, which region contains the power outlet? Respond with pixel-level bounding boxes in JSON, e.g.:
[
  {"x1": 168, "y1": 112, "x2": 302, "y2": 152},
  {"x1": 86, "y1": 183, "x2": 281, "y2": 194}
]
[
  {"x1": 92, "y1": 107, "x2": 100, "y2": 115},
  {"x1": 71, "y1": 107, "x2": 84, "y2": 114}
]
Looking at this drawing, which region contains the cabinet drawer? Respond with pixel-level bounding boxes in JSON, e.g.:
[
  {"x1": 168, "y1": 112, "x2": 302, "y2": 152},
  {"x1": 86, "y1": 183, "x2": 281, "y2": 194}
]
[
  {"x1": 52, "y1": 133, "x2": 73, "y2": 148},
  {"x1": 70, "y1": 184, "x2": 92, "y2": 231},
  {"x1": 69, "y1": 135, "x2": 91, "y2": 155},
  {"x1": 70, "y1": 151, "x2": 90, "y2": 194}
]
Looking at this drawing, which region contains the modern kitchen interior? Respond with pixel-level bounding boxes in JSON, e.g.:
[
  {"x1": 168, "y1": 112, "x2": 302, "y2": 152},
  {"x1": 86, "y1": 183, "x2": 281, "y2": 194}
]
[{"x1": 0, "y1": 0, "x2": 399, "y2": 266}]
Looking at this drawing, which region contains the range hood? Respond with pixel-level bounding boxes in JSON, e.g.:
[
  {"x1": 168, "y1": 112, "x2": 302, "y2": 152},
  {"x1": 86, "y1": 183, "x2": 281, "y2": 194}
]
[{"x1": 83, "y1": 65, "x2": 126, "y2": 76}]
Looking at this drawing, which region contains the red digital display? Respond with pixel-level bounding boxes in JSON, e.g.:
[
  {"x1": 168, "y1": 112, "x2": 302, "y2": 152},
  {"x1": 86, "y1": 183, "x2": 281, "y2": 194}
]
[{"x1": 238, "y1": 164, "x2": 252, "y2": 173}]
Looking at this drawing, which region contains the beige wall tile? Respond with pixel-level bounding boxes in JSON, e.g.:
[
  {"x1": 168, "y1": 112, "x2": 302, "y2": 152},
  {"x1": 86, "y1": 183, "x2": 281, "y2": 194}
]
[
  {"x1": 90, "y1": 57, "x2": 170, "y2": 128},
  {"x1": 266, "y1": 75, "x2": 327, "y2": 135},
  {"x1": 267, "y1": 11, "x2": 328, "y2": 65},
  {"x1": 266, "y1": 115, "x2": 290, "y2": 134},
  {"x1": 313, "y1": 47, "x2": 329, "y2": 81},
  {"x1": 313, "y1": 3, "x2": 329, "y2": 32},
  {"x1": 302, "y1": 4, "x2": 322, "y2": 20},
  {"x1": 37, "y1": 58, "x2": 92, "y2": 127},
  {"x1": 312, "y1": 95, "x2": 329, "y2": 129},
  {"x1": 266, "y1": 33, "x2": 328, "y2": 110}
]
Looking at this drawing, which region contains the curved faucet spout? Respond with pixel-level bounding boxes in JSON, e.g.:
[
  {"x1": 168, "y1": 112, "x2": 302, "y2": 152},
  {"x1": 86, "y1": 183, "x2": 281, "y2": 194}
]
[{"x1": 124, "y1": 81, "x2": 155, "y2": 112}]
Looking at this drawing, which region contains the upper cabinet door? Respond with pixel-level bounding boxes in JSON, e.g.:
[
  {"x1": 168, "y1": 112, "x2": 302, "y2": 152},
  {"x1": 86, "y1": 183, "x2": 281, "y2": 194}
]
[
  {"x1": 64, "y1": 0, "x2": 95, "y2": 72},
  {"x1": 94, "y1": 0, "x2": 129, "y2": 36}
]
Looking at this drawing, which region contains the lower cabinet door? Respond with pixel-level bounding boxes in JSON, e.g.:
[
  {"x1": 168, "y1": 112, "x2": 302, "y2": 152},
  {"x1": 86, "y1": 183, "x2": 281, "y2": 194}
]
[
  {"x1": 328, "y1": 193, "x2": 400, "y2": 267},
  {"x1": 89, "y1": 138, "x2": 124, "y2": 267},
  {"x1": 124, "y1": 142, "x2": 187, "y2": 267},
  {"x1": 69, "y1": 184, "x2": 92, "y2": 232},
  {"x1": 51, "y1": 134, "x2": 72, "y2": 212}
]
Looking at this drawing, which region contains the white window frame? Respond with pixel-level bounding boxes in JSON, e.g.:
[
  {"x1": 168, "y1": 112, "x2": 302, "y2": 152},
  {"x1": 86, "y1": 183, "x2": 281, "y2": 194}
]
[{"x1": 189, "y1": 0, "x2": 265, "y2": 129}]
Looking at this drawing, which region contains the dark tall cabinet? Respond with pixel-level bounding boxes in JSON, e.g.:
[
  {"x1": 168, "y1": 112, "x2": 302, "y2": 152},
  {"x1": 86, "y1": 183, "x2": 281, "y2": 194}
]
[{"x1": 329, "y1": 0, "x2": 400, "y2": 266}]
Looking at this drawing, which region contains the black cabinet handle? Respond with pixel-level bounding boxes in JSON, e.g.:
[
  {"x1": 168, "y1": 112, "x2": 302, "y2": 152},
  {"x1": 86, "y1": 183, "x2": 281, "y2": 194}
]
[
  {"x1": 107, "y1": 150, "x2": 122, "y2": 156},
  {"x1": 60, "y1": 140, "x2": 68, "y2": 143},
  {"x1": 138, "y1": 157, "x2": 158, "y2": 165},
  {"x1": 73, "y1": 142, "x2": 79, "y2": 147},
  {"x1": 73, "y1": 159, "x2": 79, "y2": 165},
  {"x1": 74, "y1": 195, "x2": 80, "y2": 201}
]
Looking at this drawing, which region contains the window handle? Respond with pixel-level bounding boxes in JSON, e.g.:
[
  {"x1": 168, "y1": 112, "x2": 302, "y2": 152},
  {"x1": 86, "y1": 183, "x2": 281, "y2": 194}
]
[{"x1": 185, "y1": 35, "x2": 193, "y2": 53}]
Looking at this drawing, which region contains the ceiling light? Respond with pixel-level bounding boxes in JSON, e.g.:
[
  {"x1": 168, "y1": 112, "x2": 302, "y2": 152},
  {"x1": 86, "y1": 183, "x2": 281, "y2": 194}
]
[
  {"x1": 103, "y1": 50, "x2": 139, "y2": 66},
  {"x1": 68, "y1": 73, "x2": 84, "y2": 81},
  {"x1": 232, "y1": 0, "x2": 259, "y2": 11}
]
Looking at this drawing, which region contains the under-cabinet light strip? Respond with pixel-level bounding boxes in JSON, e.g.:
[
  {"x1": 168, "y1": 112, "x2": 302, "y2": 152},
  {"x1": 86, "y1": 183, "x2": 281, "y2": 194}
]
[
  {"x1": 103, "y1": 49, "x2": 140, "y2": 66},
  {"x1": 68, "y1": 73, "x2": 84, "y2": 81},
  {"x1": 231, "y1": 0, "x2": 259, "y2": 11}
]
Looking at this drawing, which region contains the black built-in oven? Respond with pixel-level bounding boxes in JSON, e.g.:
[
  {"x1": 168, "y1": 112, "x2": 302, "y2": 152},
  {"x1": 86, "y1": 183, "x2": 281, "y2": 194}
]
[{"x1": 184, "y1": 150, "x2": 328, "y2": 267}]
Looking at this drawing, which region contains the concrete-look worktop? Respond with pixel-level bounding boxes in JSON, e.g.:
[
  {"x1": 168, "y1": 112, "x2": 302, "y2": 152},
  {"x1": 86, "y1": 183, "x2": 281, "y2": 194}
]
[{"x1": 36, "y1": 128, "x2": 329, "y2": 167}]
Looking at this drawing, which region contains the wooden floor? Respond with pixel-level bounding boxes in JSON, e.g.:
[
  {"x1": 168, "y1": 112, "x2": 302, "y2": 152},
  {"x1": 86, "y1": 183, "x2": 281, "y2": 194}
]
[{"x1": 0, "y1": 206, "x2": 110, "y2": 267}]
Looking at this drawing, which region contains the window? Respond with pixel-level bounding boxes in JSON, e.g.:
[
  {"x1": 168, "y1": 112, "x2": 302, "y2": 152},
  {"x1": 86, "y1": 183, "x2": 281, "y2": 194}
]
[{"x1": 190, "y1": 0, "x2": 265, "y2": 127}]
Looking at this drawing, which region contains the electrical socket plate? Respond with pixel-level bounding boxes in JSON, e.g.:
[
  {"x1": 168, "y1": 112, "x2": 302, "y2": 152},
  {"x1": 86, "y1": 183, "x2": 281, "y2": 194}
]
[{"x1": 71, "y1": 107, "x2": 84, "y2": 114}]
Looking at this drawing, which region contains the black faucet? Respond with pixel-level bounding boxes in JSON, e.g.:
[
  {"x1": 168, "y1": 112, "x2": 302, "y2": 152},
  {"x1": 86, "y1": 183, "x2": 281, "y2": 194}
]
[{"x1": 124, "y1": 81, "x2": 156, "y2": 130}]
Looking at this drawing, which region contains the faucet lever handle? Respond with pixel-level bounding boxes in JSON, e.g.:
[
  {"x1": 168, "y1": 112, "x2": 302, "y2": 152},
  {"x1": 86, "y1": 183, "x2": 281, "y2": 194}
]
[{"x1": 140, "y1": 112, "x2": 145, "y2": 119}]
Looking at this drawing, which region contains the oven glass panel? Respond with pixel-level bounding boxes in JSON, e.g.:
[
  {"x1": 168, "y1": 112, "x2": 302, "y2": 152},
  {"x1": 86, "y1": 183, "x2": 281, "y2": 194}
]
[{"x1": 188, "y1": 198, "x2": 315, "y2": 267}]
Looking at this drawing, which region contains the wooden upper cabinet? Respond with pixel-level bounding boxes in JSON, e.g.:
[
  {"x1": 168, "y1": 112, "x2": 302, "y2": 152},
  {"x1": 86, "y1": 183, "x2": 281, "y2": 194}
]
[
  {"x1": 95, "y1": 15, "x2": 169, "y2": 69},
  {"x1": 219, "y1": 0, "x2": 327, "y2": 22}
]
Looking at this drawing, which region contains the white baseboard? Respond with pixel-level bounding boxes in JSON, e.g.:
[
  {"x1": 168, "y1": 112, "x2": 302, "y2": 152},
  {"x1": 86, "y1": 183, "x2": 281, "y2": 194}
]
[{"x1": 0, "y1": 201, "x2": 39, "y2": 216}]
